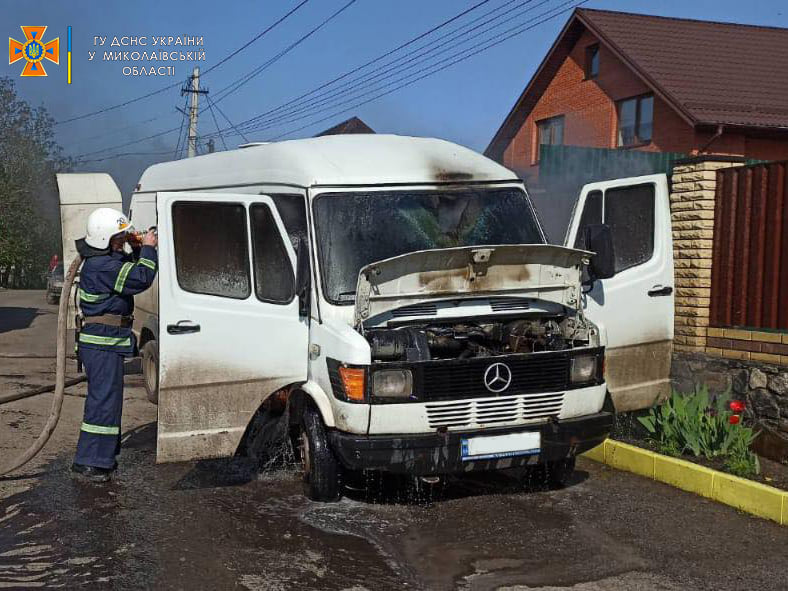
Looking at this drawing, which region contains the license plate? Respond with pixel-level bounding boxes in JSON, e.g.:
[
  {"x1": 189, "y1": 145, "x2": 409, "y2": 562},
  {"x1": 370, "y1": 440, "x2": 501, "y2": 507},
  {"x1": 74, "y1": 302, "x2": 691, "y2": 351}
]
[{"x1": 461, "y1": 431, "x2": 541, "y2": 461}]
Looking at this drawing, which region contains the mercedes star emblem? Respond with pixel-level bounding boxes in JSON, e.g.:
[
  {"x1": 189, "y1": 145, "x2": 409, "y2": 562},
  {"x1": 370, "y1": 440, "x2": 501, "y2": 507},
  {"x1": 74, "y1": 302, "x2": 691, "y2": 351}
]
[{"x1": 483, "y1": 362, "x2": 512, "y2": 393}]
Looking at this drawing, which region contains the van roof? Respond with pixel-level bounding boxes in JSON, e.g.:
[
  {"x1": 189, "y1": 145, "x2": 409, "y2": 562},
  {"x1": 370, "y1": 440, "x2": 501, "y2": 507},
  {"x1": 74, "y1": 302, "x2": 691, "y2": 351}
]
[{"x1": 136, "y1": 134, "x2": 518, "y2": 192}]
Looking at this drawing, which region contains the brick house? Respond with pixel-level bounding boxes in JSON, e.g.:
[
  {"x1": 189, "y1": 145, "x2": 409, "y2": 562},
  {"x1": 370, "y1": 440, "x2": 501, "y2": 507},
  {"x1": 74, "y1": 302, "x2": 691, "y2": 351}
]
[{"x1": 485, "y1": 8, "x2": 788, "y2": 181}]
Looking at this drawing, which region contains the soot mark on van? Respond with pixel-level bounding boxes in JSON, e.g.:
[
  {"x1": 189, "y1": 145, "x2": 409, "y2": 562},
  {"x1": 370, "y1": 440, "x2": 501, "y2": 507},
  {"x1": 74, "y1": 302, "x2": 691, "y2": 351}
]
[{"x1": 416, "y1": 265, "x2": 532, "y2": 293}]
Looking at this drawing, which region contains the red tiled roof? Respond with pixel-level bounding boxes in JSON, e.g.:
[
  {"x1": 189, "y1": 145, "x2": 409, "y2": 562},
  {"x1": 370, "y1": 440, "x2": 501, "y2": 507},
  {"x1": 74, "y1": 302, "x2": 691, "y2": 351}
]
[
  {"x1": 580, "y1": 9, "x2": 788, "y2": 129},
  {"x1": 486, "y1": 8, "x2": 788, "y2": 158}
]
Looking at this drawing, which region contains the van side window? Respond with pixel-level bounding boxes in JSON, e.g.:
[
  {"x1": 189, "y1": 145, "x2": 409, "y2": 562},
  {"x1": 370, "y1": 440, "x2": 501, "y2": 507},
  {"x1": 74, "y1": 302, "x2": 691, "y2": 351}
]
[
  {"x1": 269, "y1": 194, "x2": 307, "y2": 250},
  {"x1": 605, "y1": 184, "x2": 655, "y2": 273},
  {"x1": 172, "y1": 202, "x2": 251, "y2": 299},
  {"x1": 250, "y1": 203, "x2": 295, "y2": 304},
  {"x1": 573, "y1": 190, "x2": 602, "y2": 249},
  {"x1": 572, "y1": 184, "x2": 654, "y2": 273}
]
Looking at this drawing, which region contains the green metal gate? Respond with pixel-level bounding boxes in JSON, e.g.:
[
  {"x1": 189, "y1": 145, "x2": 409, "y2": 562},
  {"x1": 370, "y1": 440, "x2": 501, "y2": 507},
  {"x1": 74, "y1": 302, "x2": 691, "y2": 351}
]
[{"x1": 539, "y1": 145, "x2": 687, "y2": 184}]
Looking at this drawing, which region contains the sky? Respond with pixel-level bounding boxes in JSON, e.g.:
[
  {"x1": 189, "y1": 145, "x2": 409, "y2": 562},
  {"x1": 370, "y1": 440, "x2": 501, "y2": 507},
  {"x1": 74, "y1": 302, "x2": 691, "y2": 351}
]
[{"x1": 3, "y1": 0, "x2": 787, "y2": 199}]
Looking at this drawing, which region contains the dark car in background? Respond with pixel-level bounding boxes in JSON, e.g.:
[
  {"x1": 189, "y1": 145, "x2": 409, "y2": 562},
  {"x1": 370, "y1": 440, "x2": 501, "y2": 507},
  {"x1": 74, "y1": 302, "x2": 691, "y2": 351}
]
[{"x1": 46, "y1": 263, "x2": 64, "y2": 305}]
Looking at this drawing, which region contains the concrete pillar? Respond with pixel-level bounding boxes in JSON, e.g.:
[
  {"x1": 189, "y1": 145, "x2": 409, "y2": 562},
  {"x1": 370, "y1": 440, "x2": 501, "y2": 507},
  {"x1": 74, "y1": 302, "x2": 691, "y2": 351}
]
[{"x1": 670, "y1": 156, "x2": 745, "y2": 352}]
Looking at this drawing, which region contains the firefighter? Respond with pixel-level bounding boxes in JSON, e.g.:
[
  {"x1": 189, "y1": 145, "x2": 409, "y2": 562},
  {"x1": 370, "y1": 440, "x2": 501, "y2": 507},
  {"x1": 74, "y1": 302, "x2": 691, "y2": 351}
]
[{"x1": 71, "y1": 207, "x2": 158, "y2": 482}]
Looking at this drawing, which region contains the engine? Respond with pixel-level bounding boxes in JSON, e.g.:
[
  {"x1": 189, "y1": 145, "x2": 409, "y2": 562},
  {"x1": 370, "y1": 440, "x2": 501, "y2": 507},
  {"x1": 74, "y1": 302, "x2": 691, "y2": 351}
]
[{"x1": 365, "y1": 316, "x2": 595, "y2": 362}]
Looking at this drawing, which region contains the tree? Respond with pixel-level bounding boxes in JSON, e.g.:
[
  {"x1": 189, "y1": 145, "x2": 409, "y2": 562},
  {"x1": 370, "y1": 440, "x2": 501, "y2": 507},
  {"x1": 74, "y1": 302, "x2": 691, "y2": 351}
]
[{"x1": 0, "y1": 77, "x2": 72, "y2": 288}]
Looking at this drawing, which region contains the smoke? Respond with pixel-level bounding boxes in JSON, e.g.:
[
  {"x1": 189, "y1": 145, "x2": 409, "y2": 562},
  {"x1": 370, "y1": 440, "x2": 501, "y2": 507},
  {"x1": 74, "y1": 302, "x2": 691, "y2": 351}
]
[
  {"x1": 70, "y1": 128, "x2": 176, "y2": 210},
  {"x1": 525, "y1": 145, "x2": 684, "y2": 243}
]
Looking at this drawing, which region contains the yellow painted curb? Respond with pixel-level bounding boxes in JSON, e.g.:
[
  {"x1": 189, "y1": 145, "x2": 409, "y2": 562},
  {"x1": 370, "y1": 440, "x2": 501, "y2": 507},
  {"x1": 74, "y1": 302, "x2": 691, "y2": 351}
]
[{"x1": 581, "y1": 439, "x2": 788, "y2": 526}]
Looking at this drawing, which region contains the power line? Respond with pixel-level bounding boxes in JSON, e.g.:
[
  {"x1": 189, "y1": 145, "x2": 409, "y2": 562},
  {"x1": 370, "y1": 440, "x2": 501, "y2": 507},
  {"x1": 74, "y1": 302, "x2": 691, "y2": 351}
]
[
  {"x1": 74, "y1": 0, "x2": 581, "y2": 161},
  {"x1": 206, "y1": 0, "x2": 571, "y2": 140},
  {"x1": 68, "y1": 0, "x2": 349, "y2": 159},
  {"x1": 233, "y1": 0, "x2": 541, "y2": 134},
  {"x1": 173, "y1": 95, "x2": 189, "y2": 158},
  {"x1": 267, "y1": 0, "x2": 586, "y2": 140},
  {"x1": 211, "y1": 0, "x2": 359, "y2": 105},
  {"x1": 69, "y1": 116, "x2": 162, "y2": 147},
  {"x1": 206, "y1": 95, "x2": 249, "y2": 143},
  {"x1": 213, "y1": 0, "x2": 498, "y2": 135},
  {"x1": 74, "y1": 126, "x2": 181, "y2": 160},
  {"x1": 199, "y1": 0, "x2": 311, "y2": 78},
  {"x1": 205, "y1": 95, "x2": 228, "y2": 151},
  {"x1": 232, "y1": 0, "x2": 496, "y2": 129},
  {"x1": 76, "y1": 150, "x2": 175, "y2": 164},
  {"x1": 69, "y1": 0, "x2": 493, "y2": 158},
  {"x1": 56, "y1": 0, "x2": 312, "y2": 126},
  {"x1": 83, "y1": 0, "x2": 493, "y2": 153}
]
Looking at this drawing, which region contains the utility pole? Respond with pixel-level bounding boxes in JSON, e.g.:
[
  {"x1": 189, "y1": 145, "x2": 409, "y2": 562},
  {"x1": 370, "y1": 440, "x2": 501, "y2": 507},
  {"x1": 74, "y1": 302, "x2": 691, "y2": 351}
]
[{"x1": 181, "y1": 66, "x2": 209, "y2": 158}]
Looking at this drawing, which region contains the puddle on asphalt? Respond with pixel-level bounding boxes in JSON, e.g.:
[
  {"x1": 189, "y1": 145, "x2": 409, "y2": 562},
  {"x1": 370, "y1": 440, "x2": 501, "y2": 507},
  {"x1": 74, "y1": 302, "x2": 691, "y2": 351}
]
[{"x1": 0, "y1": 424, "x2": 645, "y2": 590}]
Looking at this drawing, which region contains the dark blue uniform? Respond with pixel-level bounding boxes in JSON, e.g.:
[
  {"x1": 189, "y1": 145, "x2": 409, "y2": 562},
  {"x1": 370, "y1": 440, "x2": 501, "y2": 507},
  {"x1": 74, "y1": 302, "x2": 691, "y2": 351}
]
[{"x1": 74, "y1": 244, "x2": 157, "y2": 469}]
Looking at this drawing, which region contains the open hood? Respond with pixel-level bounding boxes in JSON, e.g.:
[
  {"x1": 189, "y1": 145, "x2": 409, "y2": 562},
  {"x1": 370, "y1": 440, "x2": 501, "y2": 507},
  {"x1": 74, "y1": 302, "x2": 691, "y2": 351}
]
[{"x1": 354, "y1": 244, "x2": 591, "y2": 326}]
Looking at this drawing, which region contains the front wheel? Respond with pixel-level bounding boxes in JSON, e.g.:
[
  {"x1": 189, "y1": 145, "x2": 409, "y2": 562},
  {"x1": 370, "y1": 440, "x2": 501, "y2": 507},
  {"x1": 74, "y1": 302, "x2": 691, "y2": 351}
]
[
  {"x1": 300, "y1": 405, "x2": 342, "y2": 502},
  {"x1": 141, "y1": 340, "x2": 159, "y2": 404}
]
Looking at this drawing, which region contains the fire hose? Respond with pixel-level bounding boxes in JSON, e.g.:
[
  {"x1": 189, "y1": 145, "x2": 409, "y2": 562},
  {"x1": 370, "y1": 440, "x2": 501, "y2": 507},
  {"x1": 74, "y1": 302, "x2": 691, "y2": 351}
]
[{"x1": 0, "y1": 255, "x2": 83, "y2": 475}]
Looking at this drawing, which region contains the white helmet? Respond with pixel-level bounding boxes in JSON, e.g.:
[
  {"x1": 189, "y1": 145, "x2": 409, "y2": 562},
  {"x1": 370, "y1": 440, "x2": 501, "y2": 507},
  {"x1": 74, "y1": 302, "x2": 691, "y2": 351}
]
[{"x1": 85, "y1": 207, "x2": 133, "y2": 249}]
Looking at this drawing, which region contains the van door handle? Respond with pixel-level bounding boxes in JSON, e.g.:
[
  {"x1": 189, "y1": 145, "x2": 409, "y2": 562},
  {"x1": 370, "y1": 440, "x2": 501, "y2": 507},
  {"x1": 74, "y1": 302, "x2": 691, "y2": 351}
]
[
  {"x1": 167, "y1": 320, "x2": 201, "y2": 335},
  {"x1": 648, "y1": 285, "x2": 673, "y2": 297}
]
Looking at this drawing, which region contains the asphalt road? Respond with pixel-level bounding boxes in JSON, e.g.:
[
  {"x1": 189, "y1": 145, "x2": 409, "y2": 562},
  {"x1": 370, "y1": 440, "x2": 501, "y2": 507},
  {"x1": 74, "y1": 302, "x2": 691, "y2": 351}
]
[{"x1": 1, "y1": 290, "x2": 787, "y2": 590}]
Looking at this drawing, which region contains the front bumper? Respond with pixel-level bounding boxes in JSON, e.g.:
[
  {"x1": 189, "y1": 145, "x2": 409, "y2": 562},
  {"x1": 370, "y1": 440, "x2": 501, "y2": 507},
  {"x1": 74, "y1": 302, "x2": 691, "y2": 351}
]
[{"x1": 327, "y1": 412, "x2": 613, "y2": 476}]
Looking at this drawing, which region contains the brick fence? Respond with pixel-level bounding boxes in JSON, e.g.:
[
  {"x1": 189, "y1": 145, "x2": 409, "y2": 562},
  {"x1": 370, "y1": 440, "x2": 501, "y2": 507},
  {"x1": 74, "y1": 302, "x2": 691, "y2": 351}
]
[
  {"x1": 669, "y1": 156, "x2": 788, "y2": 445},
  {"x1": 706, "y1": 328, "x2": 788, "y2": 365},
  {"x1": 670, "y1": 156, "x2": 744, "y2": 353}
]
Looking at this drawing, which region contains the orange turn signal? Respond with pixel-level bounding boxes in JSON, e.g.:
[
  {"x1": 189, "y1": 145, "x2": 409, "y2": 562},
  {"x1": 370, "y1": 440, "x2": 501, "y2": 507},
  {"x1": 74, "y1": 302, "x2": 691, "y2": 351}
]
[{"x1": 339, "y1": 366, "x2": 366, "y2": 402}]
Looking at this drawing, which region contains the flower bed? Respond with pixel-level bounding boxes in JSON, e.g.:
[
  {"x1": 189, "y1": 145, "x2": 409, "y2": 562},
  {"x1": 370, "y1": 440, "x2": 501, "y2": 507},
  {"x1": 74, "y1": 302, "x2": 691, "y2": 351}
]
[{"x1": 611, "y1": 386, "x2": 788, "y2": 492}]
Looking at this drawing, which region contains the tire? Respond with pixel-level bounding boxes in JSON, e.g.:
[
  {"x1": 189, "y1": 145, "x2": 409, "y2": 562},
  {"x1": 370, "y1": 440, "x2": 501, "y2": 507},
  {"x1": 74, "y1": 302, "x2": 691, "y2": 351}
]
[
  {"x1": 299, "y1": 405, "x2": 342, "y2": 502},
  {"x1": 141, "y1": 340, "x2": 159, "y2": 404},
  {"x1": 46, "y1": 292, "x2": 58, "y2": 305},
  {"x1": 545, "y1": 456, "x2": 576, "y2": 488}
]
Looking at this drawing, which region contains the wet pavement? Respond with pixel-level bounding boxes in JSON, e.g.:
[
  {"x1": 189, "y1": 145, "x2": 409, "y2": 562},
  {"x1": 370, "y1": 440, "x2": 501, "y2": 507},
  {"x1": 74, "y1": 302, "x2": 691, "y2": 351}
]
[
  {"x1": 2, "y1": 292, "x2": 788, "y2": 590},
  {"x1": 2, "y1": 431, "x2": 788, "y2": 590}
]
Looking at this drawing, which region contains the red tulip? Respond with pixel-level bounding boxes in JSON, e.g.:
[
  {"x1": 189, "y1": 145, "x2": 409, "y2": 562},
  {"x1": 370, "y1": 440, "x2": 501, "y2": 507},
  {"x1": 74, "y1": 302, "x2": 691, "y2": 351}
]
[
  {"x1": 729, "y1": 414, "x2": 741, "y2": 425},
  {"x1": 729, "y1": 400, "x2": 745, "y2": 413}
]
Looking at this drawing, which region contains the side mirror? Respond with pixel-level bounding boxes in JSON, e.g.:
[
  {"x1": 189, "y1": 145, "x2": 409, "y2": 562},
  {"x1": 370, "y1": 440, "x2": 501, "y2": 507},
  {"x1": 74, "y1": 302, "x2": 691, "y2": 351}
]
[
  {"x1": 583, "y1": 224, "x2": 615, "y2": 281},
  {"x1": 295, "y1": 238, "x2": 311, "y2": 319}
]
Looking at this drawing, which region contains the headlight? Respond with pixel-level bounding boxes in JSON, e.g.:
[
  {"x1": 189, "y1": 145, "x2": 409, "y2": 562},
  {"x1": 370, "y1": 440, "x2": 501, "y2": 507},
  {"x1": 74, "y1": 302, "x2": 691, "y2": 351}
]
[
  {"x1": 372, "y1": 369, "x2": 413, "y2": 399},
  {"x1": 570, "y1": 355, "x2": 598, "y2": 384}
]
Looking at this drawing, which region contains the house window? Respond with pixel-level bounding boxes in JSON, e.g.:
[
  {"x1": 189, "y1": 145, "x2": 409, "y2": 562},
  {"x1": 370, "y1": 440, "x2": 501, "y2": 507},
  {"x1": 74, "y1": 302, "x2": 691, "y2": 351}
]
[
  {"x1": 585, "y1": 44, "x2": 599, "y2": 79},
  {"x1": 536, "y1": 115, "x2": 564, "y2": 161},
  {"x1": 617, "y1": 94, "x2": 654, "y2": 147}
]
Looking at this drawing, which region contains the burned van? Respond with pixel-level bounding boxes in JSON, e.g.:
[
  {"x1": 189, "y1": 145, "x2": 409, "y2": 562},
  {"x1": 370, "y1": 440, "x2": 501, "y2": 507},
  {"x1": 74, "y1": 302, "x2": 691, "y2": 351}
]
[{"x1": 60, "y1": 135, "x2": 674, "y2": 501}]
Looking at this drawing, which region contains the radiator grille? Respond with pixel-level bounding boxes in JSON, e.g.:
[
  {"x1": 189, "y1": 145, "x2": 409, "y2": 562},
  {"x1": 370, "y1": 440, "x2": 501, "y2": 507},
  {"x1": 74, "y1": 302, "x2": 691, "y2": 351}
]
[
  {"x1": 419, "y1": 353, "x2": 569, "y2": 400},
  {"x1": 425, "y1": 392, "x2": 564, "y2": 429}
]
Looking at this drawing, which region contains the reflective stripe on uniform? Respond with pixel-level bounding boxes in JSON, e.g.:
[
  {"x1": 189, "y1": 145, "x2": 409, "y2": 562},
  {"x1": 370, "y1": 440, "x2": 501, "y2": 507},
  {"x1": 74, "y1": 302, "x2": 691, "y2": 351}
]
[
  {"x1": 78, "y1": 288, "x2": 110, "y2": 303},
  {"x1": 78, "y1": 333, "x2": 131, "y2": 347},
  {"x1": 137, "y1": 257, "x2": 156, "y2": 271},
  {"x1": 114, "y1": 262, "x2": 134, "y2": 292},
  {"x1": 81, "y1": 422, "x2": 120, "y2": 435}
]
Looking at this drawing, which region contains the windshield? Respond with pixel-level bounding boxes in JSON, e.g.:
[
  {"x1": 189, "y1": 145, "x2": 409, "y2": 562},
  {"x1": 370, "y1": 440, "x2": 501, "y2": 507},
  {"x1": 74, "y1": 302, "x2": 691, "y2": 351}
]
[{"x1": 313, "y1": 187, "x2": 543, "y2": 303}]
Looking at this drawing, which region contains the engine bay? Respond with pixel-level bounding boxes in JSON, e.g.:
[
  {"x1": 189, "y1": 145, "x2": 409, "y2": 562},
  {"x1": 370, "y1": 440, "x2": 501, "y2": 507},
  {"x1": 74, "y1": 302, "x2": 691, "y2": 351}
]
[{"x1": 365, "y1": 314, "x2": 598, "y2": 362}]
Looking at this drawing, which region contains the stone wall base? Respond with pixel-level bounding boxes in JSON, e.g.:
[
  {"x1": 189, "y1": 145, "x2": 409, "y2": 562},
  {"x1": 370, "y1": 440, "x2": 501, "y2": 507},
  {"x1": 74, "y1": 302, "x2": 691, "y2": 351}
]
[{"x1": 671, "y1": 352, "x2": 788, "y2": 440}]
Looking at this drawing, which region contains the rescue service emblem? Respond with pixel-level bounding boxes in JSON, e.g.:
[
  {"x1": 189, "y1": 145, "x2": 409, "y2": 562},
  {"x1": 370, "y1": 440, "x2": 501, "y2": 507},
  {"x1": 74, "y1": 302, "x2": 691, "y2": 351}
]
[{"x1": 8, "y1": 26, "x2": 59, "y2": 77}]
